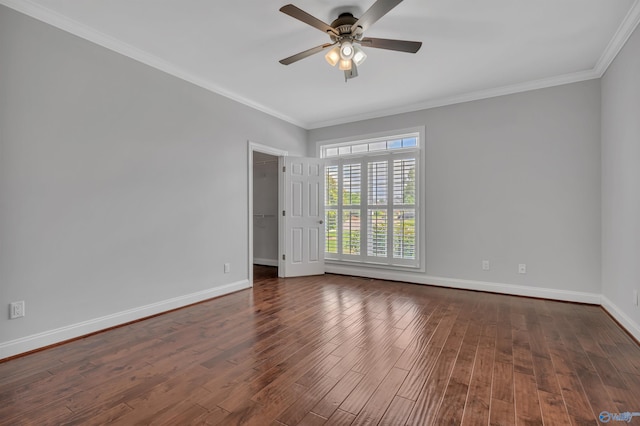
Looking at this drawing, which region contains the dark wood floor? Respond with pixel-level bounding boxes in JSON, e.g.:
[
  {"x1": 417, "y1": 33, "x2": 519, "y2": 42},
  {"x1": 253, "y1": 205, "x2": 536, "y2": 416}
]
[{"x1": 2, "y1": 266, "x2": 640, "y2": 425}]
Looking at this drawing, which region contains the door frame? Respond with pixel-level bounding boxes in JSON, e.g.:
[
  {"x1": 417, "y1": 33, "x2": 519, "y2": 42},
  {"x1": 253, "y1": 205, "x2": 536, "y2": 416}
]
[{"x1": 247, "y1": 141, "x2": 288, "y2": 286}]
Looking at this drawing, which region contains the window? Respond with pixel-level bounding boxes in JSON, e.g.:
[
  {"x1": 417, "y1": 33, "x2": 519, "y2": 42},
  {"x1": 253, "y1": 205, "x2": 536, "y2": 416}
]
[
  {"x1": 323, "y1": 133, "x2": 420, "y2": 268},
  {"x1": 322, "y1": 136, "x2": 418, "y2": 158}
]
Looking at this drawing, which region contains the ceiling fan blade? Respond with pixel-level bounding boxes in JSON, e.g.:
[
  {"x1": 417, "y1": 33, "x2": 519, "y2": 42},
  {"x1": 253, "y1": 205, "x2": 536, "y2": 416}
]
[
  {"x1": 351, "y1": 0, "x2": 403, "y2": 34},
  {"x1": 279, "y1": 43, "x2": 335, "y2": 65},
  {"x1": 280, "y1": 4, "x2": 338, "y2": 36},
  {"x1": 360, "y1": 37, "x2": 422, "y2": 53}
]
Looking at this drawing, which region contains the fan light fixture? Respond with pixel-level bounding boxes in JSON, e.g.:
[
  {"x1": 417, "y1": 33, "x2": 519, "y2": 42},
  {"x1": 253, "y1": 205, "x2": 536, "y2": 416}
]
[
  {"x1": 339, "y1": 41, "x2": 354, "y2": 60},
  {"x1": 326, "y1": 40, "x2": 363, "y2": 70},
  {"x1": 338, "y1": 58, "x2": 352, "y2": 71},
  {"x1": 352, "y1": 45, "x2": 367, "y2": 66},
  {"x1": 278, "y1": 1, "x2": 423, "y2": 80},
  {"x1": 324, "y1": 46, "x2": 341, "y2": 67}
]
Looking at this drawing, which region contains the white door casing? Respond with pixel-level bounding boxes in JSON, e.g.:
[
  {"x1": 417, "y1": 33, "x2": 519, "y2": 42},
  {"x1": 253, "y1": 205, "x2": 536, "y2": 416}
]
[
  {"x1": 248, "y1": 141, "x2": 288, "y2": 285},
  {"x1": 282, "y1": 156, "x2": 325, "y2": 277}
]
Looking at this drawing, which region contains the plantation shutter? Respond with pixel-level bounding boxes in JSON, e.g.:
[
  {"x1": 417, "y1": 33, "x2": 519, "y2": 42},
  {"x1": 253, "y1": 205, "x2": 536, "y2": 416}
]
[{"x1": 325, "y1": 152, "x2": 418, "y2": 268}]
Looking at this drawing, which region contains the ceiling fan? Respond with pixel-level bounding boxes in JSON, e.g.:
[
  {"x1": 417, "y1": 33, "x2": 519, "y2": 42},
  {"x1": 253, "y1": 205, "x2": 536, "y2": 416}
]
[{"x1": 279, "y1": 0, "x2": 422, "y2": 81}]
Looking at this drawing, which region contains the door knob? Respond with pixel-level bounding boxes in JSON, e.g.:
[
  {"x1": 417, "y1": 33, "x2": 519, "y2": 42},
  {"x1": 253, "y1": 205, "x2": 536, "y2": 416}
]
[{"x1": 319, "y1": 220, "x2": 324, "y2": 224}]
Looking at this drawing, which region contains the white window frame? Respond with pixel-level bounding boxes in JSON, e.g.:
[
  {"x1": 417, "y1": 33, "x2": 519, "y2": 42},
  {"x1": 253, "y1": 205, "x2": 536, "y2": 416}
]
[{"x1": 316, "y1": 127, "x2": 425, "y2": 271}]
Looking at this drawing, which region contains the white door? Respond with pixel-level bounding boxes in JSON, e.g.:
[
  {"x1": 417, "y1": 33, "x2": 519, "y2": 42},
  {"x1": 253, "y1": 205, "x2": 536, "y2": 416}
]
[{"x1": 281, "y1": 156, "x2": 325, "y2": 277}]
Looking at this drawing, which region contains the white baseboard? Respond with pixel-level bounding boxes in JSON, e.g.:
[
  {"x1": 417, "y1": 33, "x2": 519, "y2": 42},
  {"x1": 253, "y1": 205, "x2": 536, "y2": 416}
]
[
  {"x1": 325, "y1": 264, "x2": 601, "y2": 305},
  {"x1": 253, "y1": 258, "x2": 278, "y2": 267},
  {"x1": 601, "y1": 296, "x2": 640, "y2": 343},
  {"x1": 0, "y1": 279, "x2": 250, "y2": 360}
]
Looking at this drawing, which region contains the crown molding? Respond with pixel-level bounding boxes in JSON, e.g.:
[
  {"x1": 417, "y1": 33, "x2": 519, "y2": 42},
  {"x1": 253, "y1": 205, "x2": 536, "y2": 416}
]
[
  {"x1": 0, "y1": 0, "x2": 307, "y2": 129},
  {"x1": 2, "y1": 0, "x2": 639, "y2": 130},
  {"x1": 307, "y1": 69, "x2": 600, "y2": 129},
  {"x1": 307, "y1": 0, "x2": 640, "y2": 129},
  {"x1": 594, "y1": 0, "x2": 640, "y2": 76}
]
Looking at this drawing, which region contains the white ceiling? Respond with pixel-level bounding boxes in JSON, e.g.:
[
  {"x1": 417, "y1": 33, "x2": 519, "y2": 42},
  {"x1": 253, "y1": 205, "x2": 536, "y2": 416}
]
[{"x1": 3, "y1": 0, "x2": 640, "y2": 129}]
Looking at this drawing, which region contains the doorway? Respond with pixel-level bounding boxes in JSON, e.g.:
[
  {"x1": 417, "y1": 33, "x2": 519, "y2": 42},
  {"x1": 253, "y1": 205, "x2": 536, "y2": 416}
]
[
  {"x1": 247, "y1": 142, "x2": 288, "y2": 286},
  {"x1": 252, "y1": 151, "x2": 279, "y2": 278},
  {"x1": 248, "y1": 142, "x2": 326, "y2": 285}
]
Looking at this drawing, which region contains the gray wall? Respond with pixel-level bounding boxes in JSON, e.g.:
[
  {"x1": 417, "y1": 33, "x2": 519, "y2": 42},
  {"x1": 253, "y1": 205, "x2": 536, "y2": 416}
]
[
  {"x1": 601, "y1": 23, "x2": 640, "y2": 332},
  {"x1": 0, "y1": 6, "x2": 306, "y2": 354},
  {"x1": 310, "y1": 80, "x2": 602, "y2": 296}
]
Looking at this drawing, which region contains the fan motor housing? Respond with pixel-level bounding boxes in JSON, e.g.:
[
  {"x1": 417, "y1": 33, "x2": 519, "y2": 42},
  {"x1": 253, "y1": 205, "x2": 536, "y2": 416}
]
[{"x1": 330, "y1": 12, "x2": 359, "y2": 37}]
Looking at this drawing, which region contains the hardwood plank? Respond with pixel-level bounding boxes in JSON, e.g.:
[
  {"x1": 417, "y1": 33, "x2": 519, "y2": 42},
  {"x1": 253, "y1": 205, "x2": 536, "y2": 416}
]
[
  {"x1": 1, "y1": 267, "x2": 639, "y2": 425},
  {"x1": 200, "y1": 406, "x2": 232, "y2": 426},
  {"x1": 251, "y1": 343, "x2": 339, "y2": 406},
  {"x1": 587, "y1": 353, "x2": 627, "y2": 390},
  {"x1": 531, "y1": 355, "x2": 561, "y2": 394},
  {"x1": 379, "y1": 395, "x2": 414, "y2": 426},
  {"x1": 473, "y1": 324, "x2": 498, "y2": 385},
  {"x1": 397, "y1": 304, "x2": 462, "y2": 400},
  {"x1": 538, "y1": 390, "x2": 571, "y2": 426},
  {"x1": 121, "y1": 365, "x2": 213, "y2": 420},
  {"x1": 433, "y1": 379, "x2": 469, "y2": 425},
  {"x1": 5, "y1": 401, "x2": 74, "y2": 426},
  {"x1": 276, "y1": 374, "x2": 340, "y2": 425},
  {"x1": 326, "y1": 346, "x2": 368, "y2": 379},
  {"x1": 495, "y1": 302, "x2": 514, "y2": 364},
  {"x1": 433, "y1": 319, "x2": 485, "y2": 425},
  {"x1": 491, "y1": 361, "x2": 514, "y2": 403},
  {"x1": 326, "y1": 409, "x2": 357, "y2": 425},
  {"x1": 405, "y1": 318, "x2": 470, "y2": 425},
  {"x1": 77, "y1": 402, "x2": 132, "y2": 424},
  {"x1": 461, "y1": 378, "x2": 491, "y2": 426},
  {"x1": 393, "y1": 304, "x2": 447, "y2": 371},
  {"x1": 311, "y1": 370, "x2": 364, "y2": 419},
  {"x1": 298, "y1": 411, "x2": 329, "y2": 426},
  {"x1": 296, "y1": 354, "x2": 342, "y2": 387},
  {"x1": 140, "y1": 400, "x2": 209, "y2": 425},
  {"x1": 512, "y1": 329, "x2": 535, "y2": 376},
  {"x1": 338, "y1": 346, "x2": 404, "y2": 415},
  {"x1": 450, "y1": 319, "x2": 483, "y2": 385},
  {"x1": 600, "y1": 343, "x2": 640, "y2": 376},
  {"x1": 489, "y1": 398, "x2": 515, "y2": 426},
  {"x1": 351, "y1": 367, "x2": 408, "y2": 425},
  {"x1": 460, "y1": 322, "x2": 497, "y2": 426},
  {"x1": 513, "y1": 372, "x2": 543, "y2": 425}
]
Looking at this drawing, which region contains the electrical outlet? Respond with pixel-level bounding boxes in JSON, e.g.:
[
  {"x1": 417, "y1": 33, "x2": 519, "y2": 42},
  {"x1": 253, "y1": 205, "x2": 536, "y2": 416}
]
[
  {"x1": 224, "y1": 263, "x2": 231, "y2": 273},
  {"x1": 482, "y1": 260, "x2": 490, "y2": 271},
  {"x1": 518, "y1": 264, "x2": 527, "y2": 274},
  {"x1": 9, "y1": 301, "x2": 25, "y2": 319}
]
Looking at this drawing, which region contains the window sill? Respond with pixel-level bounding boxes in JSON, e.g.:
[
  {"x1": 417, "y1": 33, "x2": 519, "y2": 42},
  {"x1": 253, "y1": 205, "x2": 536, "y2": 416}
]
[{"x1": 324, "y1": 258, "x2": 422, "y2": 272}]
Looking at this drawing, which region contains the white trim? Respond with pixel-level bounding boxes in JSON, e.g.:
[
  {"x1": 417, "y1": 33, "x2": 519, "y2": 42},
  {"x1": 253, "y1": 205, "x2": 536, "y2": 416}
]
[
  {"x1": 308, "y1": 0, "x2": 640, "y2": 131},
  {"x1": 318, "y1": 126, "x2": 427, "y2": 273},
  {"x1": 320, "y1": 132, "x2": 420, "y2": 158},
  {"x1": 0, "y1": 280, "x2": 250, "y2": 360},
  {"x1": 247, "y1": 141, "x2": 288, "y2": 284},
  {"x1": 0, "y1": 0, "x2": 305, "y2": 129},
  {"x1": 307, "y1": 70, "x2": 600, "y2": 129},
  {"x1": 594, "y1": 0, "x2": 640, "y2": 76},
  {"x1": 314, "y1": 127, "x2": 427, "y2": 157},
  {"x1": 325, "y1": 263, "x2": 601, "y2": 305},
  {"x1": 600, "y1": 296, "x2": 640, "y2": 343},
  {"x1": 253, "y1": 258, "x2": 278, "y2": 267},
  {"x1": 2, "y1": 0, "x2": 638, "y2": 130}
]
